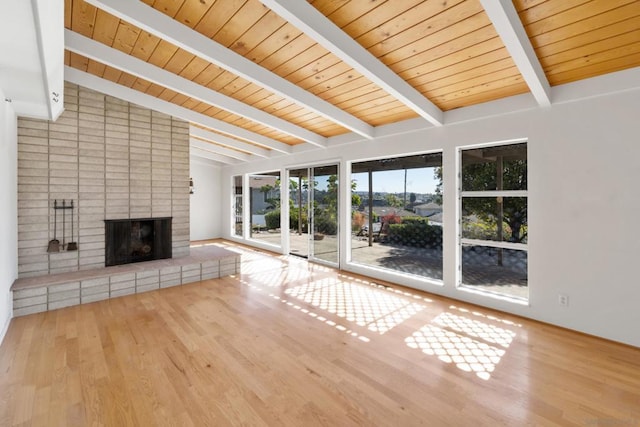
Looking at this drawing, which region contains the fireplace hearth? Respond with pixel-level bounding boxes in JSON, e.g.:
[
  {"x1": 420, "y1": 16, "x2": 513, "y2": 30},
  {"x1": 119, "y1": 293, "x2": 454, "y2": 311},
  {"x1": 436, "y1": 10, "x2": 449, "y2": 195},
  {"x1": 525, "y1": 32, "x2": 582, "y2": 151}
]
[{"x1": 105, "y1": 217, "x2": 172, "y2": 266}]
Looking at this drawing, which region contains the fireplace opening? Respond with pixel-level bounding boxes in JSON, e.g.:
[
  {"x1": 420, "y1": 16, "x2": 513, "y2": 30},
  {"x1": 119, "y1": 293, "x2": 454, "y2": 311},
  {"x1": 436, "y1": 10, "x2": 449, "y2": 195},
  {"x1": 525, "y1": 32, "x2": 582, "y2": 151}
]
[{"x1": 105, "y1": 217, "x2": 172, "y2": 266}]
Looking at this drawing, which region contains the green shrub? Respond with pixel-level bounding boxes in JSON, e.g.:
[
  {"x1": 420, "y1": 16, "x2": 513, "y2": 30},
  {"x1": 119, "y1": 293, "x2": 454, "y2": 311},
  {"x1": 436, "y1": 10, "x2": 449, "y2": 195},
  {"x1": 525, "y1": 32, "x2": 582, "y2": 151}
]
[
  {"x1": 387, "y1": 222, "x2": 442, "y2": 248},
  {"x1": 290, "y1": 207, "x2": 308, "y2": 232},
  {"x1": 265, "y1": 209, "x2": 280, "y2": 229},
  {"x1": 314, "y1": 214, "x2": 337, "y2": 235},
  {"x1": 401, "y1": 216, "x2": 429, "y2": 226}
]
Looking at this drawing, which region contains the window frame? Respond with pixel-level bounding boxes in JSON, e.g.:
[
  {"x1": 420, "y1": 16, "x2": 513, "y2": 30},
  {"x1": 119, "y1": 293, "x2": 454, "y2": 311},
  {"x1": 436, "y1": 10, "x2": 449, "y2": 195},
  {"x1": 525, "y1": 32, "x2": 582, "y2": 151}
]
[{"x1": 457, "y1": 140, "x2": 528, "y2": 301}]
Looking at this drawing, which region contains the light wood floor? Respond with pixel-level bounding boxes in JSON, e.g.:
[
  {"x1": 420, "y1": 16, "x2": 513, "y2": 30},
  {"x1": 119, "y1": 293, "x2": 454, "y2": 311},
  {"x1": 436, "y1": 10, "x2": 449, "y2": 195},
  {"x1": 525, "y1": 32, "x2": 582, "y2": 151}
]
[{"x1": 1, "y1": 241, "x2": 639, "y2": 426}]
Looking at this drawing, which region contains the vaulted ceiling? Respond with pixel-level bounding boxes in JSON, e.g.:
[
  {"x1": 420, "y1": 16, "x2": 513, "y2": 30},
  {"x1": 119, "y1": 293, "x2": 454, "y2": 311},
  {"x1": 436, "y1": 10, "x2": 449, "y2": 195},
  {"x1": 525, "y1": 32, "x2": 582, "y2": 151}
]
[{"x1": 63, "y1": 0, "x2": 640, "y2": 165}]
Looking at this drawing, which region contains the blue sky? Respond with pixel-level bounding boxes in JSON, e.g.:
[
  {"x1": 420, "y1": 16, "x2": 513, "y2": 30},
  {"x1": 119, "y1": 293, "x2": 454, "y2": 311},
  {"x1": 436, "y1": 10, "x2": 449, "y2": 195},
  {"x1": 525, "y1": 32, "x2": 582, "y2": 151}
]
[
  {"x1": 352, "y1": 168, "x2": 439, "y2": 194},
  {"x1": 289, "y1": 167, "x2": 440, "y2": 194}
]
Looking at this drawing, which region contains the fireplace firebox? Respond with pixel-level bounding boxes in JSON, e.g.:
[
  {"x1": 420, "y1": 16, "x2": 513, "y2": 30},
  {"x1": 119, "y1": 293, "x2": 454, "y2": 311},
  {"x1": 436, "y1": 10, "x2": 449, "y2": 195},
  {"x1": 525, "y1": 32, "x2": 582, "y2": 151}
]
[{"x1": 105, "y1": 217, "x2": 172, "y2": 266}]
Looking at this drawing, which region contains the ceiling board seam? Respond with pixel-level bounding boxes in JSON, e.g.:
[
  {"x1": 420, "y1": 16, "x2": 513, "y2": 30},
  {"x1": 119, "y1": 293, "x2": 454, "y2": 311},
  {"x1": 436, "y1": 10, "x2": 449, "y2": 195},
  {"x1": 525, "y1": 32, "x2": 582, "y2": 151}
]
[
  {"x1": 260, "y1": 0, "x2": 443, "y2": 126},
  {"x1": 65, "y1": 29, "x2": 325, "y2": 148},
  {"x1": 63, "y1": 65, "x2": 292, "y2": 156},
  {"x1": 83, "y1": 0, "x2": 373, "y2": 138}
]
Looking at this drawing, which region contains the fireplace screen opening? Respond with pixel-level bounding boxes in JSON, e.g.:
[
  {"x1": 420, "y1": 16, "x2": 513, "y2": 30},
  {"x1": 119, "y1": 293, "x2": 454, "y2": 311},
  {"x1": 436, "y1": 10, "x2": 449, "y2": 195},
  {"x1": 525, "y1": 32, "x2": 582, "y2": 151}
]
[{"x1": 105, "y1": 217, "x2": 172, "y2": 266}]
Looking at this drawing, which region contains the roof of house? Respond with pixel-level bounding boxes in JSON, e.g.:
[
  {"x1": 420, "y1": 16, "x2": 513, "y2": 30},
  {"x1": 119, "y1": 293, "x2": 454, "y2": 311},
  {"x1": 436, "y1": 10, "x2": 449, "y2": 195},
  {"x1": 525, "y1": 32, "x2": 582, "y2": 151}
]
[{"x1": 414, "y1": 203, "x2": 443, "y2": 210}]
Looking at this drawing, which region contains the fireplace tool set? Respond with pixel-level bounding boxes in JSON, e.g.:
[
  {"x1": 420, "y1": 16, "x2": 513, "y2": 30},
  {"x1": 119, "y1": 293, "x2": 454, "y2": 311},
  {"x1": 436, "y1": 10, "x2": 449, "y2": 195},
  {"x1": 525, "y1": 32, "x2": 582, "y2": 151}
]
[{"x1": 47, "y1": 199, "x2": 78, "y2": 253}]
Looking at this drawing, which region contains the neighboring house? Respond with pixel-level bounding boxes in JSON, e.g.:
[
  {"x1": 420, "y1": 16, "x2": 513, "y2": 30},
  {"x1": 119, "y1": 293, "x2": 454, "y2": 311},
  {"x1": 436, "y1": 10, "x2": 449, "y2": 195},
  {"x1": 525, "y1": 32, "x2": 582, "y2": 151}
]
[
  {"x1": 372, "y1": 207, "x2": 415, "y2": 219},
  {"x1": 414, "y1": 202, "x2": 443, "y2": 218},
  {"x1": 249, "y1": 175, "x2": 279, "y2": 214}
]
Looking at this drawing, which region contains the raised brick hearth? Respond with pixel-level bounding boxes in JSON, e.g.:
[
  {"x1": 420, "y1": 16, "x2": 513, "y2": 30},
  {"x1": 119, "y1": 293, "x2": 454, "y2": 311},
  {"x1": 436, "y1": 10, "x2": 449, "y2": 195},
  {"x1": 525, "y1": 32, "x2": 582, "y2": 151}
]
[{"x1": 11, "y1": 245, "x2": 240, "y2": 316}]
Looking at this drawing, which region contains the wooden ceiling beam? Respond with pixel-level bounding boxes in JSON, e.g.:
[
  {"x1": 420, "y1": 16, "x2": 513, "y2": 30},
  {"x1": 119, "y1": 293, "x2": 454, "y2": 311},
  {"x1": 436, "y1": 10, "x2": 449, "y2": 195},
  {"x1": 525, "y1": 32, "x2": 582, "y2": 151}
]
[
  {"x1": 260, "y1": 0, "x2": 444, "y2": 127},
  {"x1": 479, "y1": 0, "x2": 551, "y2": 107},
  {"x1": 190, "y1": 125, "x2": 270, "y2": 158},
  {"x1": 65, "y1": 30, "x2": 303, "y2": 151},
  {"x1": 189, "y1": 138, "x2": 254, "y2": 162},
  {"x1": 190, "y1": 148, "x2": 242, "y2": 165},
  {"x1": 64, "y1": 66, "x2": 278, "y2": 163},
  {"x1": 84, "y1": 0, "x2": 375, "y2": 140}
]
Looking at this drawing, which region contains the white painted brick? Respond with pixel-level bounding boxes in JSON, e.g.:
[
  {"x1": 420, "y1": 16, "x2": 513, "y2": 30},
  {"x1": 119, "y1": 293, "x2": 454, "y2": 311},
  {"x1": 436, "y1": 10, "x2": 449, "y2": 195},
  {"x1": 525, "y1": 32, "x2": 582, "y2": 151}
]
[
  {"x1": 19, "y1": 151, "x2": 48, "y2": 161},
  {"x1": 49, "y1": 282, "x2": 80, "y2": 293},
  {"x1": 49, "y1": 289, "x2": 80, "y2": 302},
  {"x1": 81, "y1": 277, "x2": 109, "y2": 289},
  {"x1": 160, "y1": 277, "x2": 181, "y2": 288},
  {"x1": 181, "y1": 262, "x2": 199, "y2": 271},
  {"x1": 136, "y1": 276, "x2": 159, "y2": 288},
  {"x1": 202, "y1": 266, "x2": 220, "y2": 276},
  {"x1": 13, "y1": 287, "x2": 47, "y2": 299},
  {"x1": 19, "y1": 118, "x2": 49, "y2": 130},
  {"x1": 220, "y1": 257, "x2": 238, "y2": 266},
  {"x1": 160, "y1": 265, "x2": 181, "y2": 274},
  {"x1": 81, "y1": 292, "x2": 109, "y2": 304},
  {"x1": 182, "y1": 271, "x2": 202, "y2": 284},
  {"x1": 202, "y1": 271, "x2": 220, "y2": 280},
  {"x1": 19, "y1": 128, "x2": 49, "y2": 138},
  {"x1": 50, "y1": 257, "x2": 79, "y2": 270},
  {"x1": 14, "y1": 304, "x2": 47, "y2": 317},
  {"x1": 81, "y1": 284, "x2": 109, "y2": 297},
  {"x1": 110, "y1": 279, "x2": 135, "y2": 291},
  {"x1": 181, "y1": 274, "x2": 201, "y2": 285},
  {"x1": 49, "y1": 298, "x2": 80, "y2": 310},
  {"x1": 79, "y1": 262, "x2": 103, "y2": 271},
  {"x1": 18, "y1": 261, "x2": 49, "y2": 274},
  {"x1": 136, "y1": 283, "x2": 159, "y2": 293},
  {"x1": 49, "y1": 131, "x2": 78, "y2": 141},
  {"x1": 19, "y1": 143, "x2": 48, "y2": 154},
  {"x1": 110, "y1": 288, "x2": 135, "y2": 298}
]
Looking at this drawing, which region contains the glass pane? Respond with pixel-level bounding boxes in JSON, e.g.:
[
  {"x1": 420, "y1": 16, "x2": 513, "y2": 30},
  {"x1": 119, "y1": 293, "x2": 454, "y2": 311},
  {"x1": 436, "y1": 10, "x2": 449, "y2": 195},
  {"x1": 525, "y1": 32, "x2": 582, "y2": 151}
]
[
  {"x1": 461, "y1": 197, "x2": 527, "y2": 244},
  {"x1": 232, "y1": 176, "x2": 242, "y2": 237},
  {"x1": 351, "y1": 153, "x2": 443, "y2": 281},
  {"x1": 312, "y1": 165, "x2": 338, "y2": 265},
  {"x1": 461, "y1": 143, "x2": 527, "y2": 191},
  {"x1": 461, "y1": 245, "x2": 528, "y2": 299},
  {"x1": 249, "y1": 172, "x2": 281, "y2": 246},
  {"x1": 288, "y1": 168, "x2": 309, "y2": 258}
]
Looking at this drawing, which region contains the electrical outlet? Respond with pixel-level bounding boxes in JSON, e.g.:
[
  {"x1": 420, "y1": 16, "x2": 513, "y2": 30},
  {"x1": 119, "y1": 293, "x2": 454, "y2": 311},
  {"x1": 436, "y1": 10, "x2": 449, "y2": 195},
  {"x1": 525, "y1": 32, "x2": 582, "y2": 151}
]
[{"x1": 558, "y1": 293, "x2": 569, "y2": 307}]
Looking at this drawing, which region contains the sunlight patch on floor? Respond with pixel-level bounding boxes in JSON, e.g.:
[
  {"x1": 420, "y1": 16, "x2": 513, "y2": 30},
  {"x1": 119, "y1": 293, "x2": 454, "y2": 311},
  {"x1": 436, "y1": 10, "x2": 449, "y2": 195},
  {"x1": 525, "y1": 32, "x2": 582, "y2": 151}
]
[
  {"x1": 284, "y1": 280, "x2": 425, "y2": 334},
  {"x1": 269, "y1": 293, "x2": 371, "y2": 343},
  {"x1": 434, "y1": 312, "x2": 516, "y2": 348},
  {"x1": 406, "y1": 311, "x2": 518, "y2": 380}
]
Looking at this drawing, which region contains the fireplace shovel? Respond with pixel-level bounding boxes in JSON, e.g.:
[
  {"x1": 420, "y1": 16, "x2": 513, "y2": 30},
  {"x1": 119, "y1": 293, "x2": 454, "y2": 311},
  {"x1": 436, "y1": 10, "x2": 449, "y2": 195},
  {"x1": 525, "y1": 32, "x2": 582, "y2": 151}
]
[
  {"x1": 67, "y1": 200, "x2": 77, "y2": 251},
  {"x1": 47, "y1": 200, "x2": 60, "y2": 253}
]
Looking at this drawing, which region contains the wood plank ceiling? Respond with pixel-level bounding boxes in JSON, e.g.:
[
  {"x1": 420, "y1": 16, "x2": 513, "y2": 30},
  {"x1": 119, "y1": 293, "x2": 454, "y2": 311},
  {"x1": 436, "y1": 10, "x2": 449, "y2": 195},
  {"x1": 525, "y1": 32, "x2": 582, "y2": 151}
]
[{"x1": 63, "y1": 0, "x2": 640, "y2": 163}]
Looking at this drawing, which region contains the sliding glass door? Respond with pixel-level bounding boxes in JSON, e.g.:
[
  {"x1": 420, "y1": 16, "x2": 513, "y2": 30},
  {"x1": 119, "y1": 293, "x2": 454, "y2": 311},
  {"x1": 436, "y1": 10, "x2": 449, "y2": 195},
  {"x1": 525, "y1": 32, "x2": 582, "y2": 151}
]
[
  {"x1": 310, "y1": 164, "x2": 339, "y2": 265},
  {"x1": 287, "y1": 164, "x2": 339, "y2": 266},
  {"x1": 288, "y1": 168, "x2": 309, "y2": 258}
]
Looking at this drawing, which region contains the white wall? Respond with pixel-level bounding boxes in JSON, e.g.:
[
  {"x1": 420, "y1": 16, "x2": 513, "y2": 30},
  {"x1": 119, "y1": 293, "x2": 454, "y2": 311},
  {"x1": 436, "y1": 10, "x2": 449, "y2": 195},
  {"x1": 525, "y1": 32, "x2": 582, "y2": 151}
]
[
  {"x1": 190, "y1": 157, "x2": 222, "y2": 241},
  {"x1": 0, "y1": 92, "x2": 18, "y2": 344},
  {"x1": 221, "y1": 85, "x2": 640, "y2": 348}
]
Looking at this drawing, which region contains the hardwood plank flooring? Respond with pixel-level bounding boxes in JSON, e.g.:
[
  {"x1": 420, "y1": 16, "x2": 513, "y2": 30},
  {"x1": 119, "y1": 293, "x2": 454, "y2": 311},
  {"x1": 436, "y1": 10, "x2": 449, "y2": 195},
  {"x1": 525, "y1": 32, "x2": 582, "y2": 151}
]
[{"x1": 1, "y1": 241, "x2": 639, "y2": 426}]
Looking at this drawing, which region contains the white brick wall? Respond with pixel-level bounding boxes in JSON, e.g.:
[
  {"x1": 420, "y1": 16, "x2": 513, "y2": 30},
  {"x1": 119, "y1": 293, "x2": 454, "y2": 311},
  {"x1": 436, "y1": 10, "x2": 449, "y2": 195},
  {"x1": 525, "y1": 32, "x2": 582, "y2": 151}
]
[{"x1": 17, "y1": 82, "x2": 190, "y2": 278}]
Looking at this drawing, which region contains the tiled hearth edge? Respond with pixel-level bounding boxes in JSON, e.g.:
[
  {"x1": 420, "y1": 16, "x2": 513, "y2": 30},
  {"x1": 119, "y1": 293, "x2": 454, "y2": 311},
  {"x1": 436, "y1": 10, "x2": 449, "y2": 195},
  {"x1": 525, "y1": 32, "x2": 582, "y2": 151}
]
[{"x1": 11, "y1": 246, "x2": 240, "y2": 316}]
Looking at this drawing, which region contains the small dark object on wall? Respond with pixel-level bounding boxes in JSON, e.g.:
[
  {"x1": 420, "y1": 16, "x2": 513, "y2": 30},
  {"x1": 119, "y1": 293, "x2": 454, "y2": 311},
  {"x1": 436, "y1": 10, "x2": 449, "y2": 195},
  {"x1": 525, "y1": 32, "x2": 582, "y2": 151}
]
[{"x1": 47, "y1": 200, "x2": 60, "y2": 253}]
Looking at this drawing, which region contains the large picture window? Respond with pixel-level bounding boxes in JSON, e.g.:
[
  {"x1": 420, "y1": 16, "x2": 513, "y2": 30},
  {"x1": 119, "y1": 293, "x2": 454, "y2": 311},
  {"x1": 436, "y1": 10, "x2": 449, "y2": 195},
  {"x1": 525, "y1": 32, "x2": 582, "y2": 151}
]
[
  {"x1": 350, "y1": 153, "x2": 443, "y2": 281},
  {"x1": 459, "y1": 142, "x2": 528, "y2": 300}
]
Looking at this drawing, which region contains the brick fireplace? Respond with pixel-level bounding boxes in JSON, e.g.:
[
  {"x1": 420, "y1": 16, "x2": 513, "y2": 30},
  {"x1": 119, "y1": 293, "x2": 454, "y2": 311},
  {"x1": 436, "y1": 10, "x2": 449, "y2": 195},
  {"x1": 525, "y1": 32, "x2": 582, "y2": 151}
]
[{"x1": 17, "y1": 83, "x2": 190, "y2": 277}]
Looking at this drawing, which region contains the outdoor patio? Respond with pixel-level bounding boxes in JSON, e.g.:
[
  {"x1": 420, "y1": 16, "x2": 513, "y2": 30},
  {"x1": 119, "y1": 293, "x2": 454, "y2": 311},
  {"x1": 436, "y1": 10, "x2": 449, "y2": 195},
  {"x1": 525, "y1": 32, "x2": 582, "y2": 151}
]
[{"x1": 247, "y1": 230, "x2": 528, "y2": 300}]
